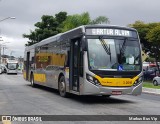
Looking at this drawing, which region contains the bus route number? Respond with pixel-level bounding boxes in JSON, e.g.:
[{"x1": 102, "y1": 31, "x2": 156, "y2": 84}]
[{"x1": 123, "y1": 80, "x2": 132, "y2": 85}]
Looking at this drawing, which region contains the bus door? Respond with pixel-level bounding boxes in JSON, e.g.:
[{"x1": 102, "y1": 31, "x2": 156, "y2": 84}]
[
  {"x1": 26, "y1": 52, "x2": 30, "y2": 81},
  {"x1": 70, "y1": 38, "x2": 81, "y2": 92}
]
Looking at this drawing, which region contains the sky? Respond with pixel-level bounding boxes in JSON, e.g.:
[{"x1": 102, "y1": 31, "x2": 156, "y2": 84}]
[{"x1": 0, "y1": 0, "x2": 159, "y2": 57}]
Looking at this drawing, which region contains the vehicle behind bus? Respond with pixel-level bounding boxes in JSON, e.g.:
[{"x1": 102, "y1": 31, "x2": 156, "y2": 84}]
[{"x1": 6, "y1": 60, "x2": 18, "y2": 74}]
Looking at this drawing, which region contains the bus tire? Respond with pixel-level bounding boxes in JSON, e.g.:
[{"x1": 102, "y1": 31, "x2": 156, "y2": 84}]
[
  {"x1": 58, "y1": 76, "x2": 68, "y2": 97},
  {"x1": 153, "y1": 80, "x2": 158, "y2": 86},
  {"x1": 30, "y1": 74, "x2": 36, "y2": 87}
]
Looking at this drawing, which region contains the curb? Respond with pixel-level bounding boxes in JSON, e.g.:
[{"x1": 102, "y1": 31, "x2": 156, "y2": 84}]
[{"x1": 142, "y1": 87, "x2": 160, "y2": 95}]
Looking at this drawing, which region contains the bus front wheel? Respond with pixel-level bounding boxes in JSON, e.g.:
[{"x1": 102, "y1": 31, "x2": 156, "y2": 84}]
[{"x1": 58, "y1": 76, "x2": 68, "y2": 97}]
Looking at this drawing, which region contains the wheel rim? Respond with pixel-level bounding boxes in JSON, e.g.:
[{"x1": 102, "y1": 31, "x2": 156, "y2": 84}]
[
  {"x1": 154, "y1": 81, "x2": 157, "y2": 86},
  {"x1": 31, "y1": 76, "x2": 34, "y2": 86},
  {"x1": 59, "y1": 80, "x2": 65, "y2": 95}
]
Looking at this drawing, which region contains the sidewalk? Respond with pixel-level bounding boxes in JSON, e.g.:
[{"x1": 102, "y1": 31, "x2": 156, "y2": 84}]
[{"x1": 142, "y1": 87, "x2": 160, "y2": 95}]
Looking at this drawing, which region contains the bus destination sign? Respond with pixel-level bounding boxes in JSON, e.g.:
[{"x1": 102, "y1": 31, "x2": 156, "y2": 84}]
[{"x1": 86, "y1": 28, "x2": 136, "y2": 37}]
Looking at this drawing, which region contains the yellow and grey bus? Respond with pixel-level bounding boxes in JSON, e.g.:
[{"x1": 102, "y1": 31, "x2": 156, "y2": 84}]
[{"x1": 23, "y1": 25, "x2": 143, "y2": 97}]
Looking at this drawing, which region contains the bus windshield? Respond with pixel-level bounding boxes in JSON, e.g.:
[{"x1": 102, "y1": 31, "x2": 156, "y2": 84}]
[
  {"x1": 7, "y1": 63, "x2": 18, "y2": 70},
  {"x1": 87, "y1": 38, "x2": 141, "y2": 71}
]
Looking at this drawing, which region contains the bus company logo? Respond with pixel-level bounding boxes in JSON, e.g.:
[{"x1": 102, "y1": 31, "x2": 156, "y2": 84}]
[
  {"x1": 102, "y1": 80, "x2": 112, "y2": 84},
  {"x1": 2, "y1": 116, "x2": 11, "y2": 121}
]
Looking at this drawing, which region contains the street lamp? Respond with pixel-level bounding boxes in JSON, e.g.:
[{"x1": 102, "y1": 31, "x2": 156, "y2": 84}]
[{"x1": 0, "y1": 17, "x2": 16, "y2": 22}]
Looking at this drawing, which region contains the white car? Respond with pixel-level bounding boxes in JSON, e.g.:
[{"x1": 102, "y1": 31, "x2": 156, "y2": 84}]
[{"x1": 152, "y1": 76, "x2": 160, "y2": 86}]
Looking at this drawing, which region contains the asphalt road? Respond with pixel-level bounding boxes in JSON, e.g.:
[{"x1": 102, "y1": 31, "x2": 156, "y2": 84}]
[{"x1": 0, "y1": 73, "x2": 160, "y2": 124}]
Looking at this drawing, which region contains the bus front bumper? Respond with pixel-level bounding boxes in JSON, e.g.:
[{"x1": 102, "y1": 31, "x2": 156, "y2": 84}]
[
  {"x1": 7, "y1": 70, "x2": 18, "y2": 74},
  {"x1": 80, "y1": 80, "x2": 142, "y2": 96}
]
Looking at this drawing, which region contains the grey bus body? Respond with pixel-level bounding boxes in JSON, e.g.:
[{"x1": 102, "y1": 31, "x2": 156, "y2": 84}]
[{"x1": 24, "y1": 25, "x2": 143, "y2": 97}]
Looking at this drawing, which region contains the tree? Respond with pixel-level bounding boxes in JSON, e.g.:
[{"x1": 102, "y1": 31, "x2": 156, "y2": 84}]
[
  {"x1": 129, "y1": 21, "x2": 160, "y2": 53},
  {"x1": 146, "y1": 25, "x2": 160, "y2": 73},
  {"x1": 128, "y1": 21, "x2": 151, "y2": 53},
  {"x1": 90, "y1": 16, "x2": 110, "y2": 24},
  {"x1": 23, "y1": 12, "x2": 67, "y2": 46},
  {"x1": 23, "y1": 30, "x2": 37, "y2": 46},
  {"x1": 62, "y1": 13, "x2": 110, "y2": 32},
  {"x1": 146, "y1": 25, "x2": 160, "y2": 44},
  {"x1": 62, "y1": 12, "x2": 91, "y2": 32},
  {"x1": 129, "y1": 21, "x2": 160, "y2": 73},
  {"x1": 23, "y1": 11, "x2": 110, "y2": 46}
]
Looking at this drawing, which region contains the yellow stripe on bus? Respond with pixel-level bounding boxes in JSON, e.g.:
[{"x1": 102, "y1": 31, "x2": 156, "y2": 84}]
[
  {"x1": 34, "y1": 73, "x2": 46, "y2": 83},
  {"x1": 95, "y1": 75, "x2": 139, "y2": 87}
]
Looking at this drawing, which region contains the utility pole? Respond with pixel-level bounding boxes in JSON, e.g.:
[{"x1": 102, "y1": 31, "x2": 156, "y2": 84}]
[
  {"x1": 0, "y1": 38, "x2": 9, "y2": 64},
  {"x1": 0, "y1": 45, "x2": 1, "y2": 64},
  {"x1": 0, "y1": 38, "x2": 2, "y2": 64},
  {"x1": 0, "y1": 17, "x2": 15, "y2": 64},
  {"x1": 2, "y1": 45, "x2": 6, "y2": 55}
]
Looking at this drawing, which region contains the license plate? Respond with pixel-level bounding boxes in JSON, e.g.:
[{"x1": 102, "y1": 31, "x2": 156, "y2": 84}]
[{"x1": 111, "y1": 91, "x2": 122, "y2": 95}]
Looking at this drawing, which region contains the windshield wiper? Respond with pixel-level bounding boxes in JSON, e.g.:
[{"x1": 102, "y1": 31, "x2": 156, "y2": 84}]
[
  {"x1": 120, "y1": 38, "x2": 127, "y2": 55},
  {"x1": 99, "y1": 37, "x2": 111, "y2": 56},
  {"x1": 99, "y1": 37, "x2": 112, "y2": 61},
  {"x1": 119, "y1": 38, "x2": 128, "y2": 64}
]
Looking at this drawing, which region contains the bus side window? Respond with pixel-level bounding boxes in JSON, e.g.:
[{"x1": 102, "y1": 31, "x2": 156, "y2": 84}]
[{"x1": 30, "y1": 57, "x2": 35, "y2": 69}]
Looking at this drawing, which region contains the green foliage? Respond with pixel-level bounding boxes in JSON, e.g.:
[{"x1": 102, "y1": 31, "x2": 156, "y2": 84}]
[
  {"x1": 23, "y1": 11, "x2": 109, "y2": 46},
  {"x1": 55, "y1": 12, "x2": 67, "y2": 24},
  {"x1": 146, "y1": 25, "x2": 160, "y2": 44},
  {"x1": 23, "y1": 12, "x2": 67, "y2": 46},
  {"x1": 90, "y1": 16, "x2": 110, "y2": 24},
  {"x1": 62, "y1": 12, "x2": 91, "y2": 32},
  {"x1": 130, "y1": 21, "x2": 160, "y2": 74},
  {"x1": 143, "y1": 82, "x2": 160, "y2": 89},
  {"x1": 129, "y1": 21, "x2": 160, "y2": 44},
  {"x1": 145, "y1": 24, "x2": 160, "y2": 62},
  {"x1": 129, "y1": 21, "x2": 160, "y2": 53},
  {"x1": 129, "y1": 21, "x2": 150, "y2": 51},
  {"x1": 145, "y1": 57, "x2": 155, "y2": 62}
]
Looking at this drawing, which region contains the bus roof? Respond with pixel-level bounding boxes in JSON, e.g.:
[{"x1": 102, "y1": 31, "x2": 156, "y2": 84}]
[
  {"x1": 25, "y1": 24, "x2": 137, "y2": 51},
  {"x1": 84, "y1": 24, "x2": 136, "y2": 31}
]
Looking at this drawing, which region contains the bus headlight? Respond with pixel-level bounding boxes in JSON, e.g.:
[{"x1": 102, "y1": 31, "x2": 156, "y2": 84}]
[
  {"x1": 133, "y1": 76, "x2": 143, "y2": 86},
  {"x1": 86, "y1": 74, "x2": 100, "y2": 86}
]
